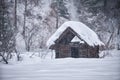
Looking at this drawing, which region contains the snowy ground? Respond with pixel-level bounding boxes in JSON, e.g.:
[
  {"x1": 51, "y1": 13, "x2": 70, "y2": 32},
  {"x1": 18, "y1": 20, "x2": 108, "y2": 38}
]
[{"x1": 0, "y1": 49, "x2": 120, "y2": 80}]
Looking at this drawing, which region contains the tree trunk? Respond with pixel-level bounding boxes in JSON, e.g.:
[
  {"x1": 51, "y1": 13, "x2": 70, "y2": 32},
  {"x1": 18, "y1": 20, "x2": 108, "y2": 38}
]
[
  {"x1": 117, "y1": 24, "x2": 120, "y2": 50},
  {"x1": 14, "y1": 0, "x2": 17, "y2": 31},
  {"x1": 22, "y1": 0, "x2": 27, "y2": 38},
  {"x1": 23, "y1": 0, "x2": 28, "y2": 51},
  {"x1": 55, "y1": 1, "x2": 59, "y2": 29},
  {"x1": 106, "y1": 26, "x2": 114, "y2": 49},
  {"x1": 56, "y1": 12, "x2": 59, "y2": 29},
  {"x1": 0, "y1": 52, "x2": 8, "y2": 64}
]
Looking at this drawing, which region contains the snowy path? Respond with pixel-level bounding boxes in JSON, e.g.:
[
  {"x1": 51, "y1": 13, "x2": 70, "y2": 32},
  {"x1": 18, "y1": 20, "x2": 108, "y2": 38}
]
[{"x1": 0, "y1": 50, "x2": 120, "y2": 80}]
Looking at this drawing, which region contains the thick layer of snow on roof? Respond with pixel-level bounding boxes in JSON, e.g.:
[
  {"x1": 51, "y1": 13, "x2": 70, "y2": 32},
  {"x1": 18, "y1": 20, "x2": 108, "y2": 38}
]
[{"x1": 47, "y1": 21, "x2": 104, "y2": 47}]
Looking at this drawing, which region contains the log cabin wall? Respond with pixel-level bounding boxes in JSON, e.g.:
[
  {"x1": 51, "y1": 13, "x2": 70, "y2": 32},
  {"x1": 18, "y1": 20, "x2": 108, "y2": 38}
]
[
  {"x1": 78, "y1": 43, "x2": 88, "y2": 58},
  {"x1": 58, "y1": 44, "x2": 71, "y2": 58},
  {"x1": 55, "y1": 43, "x2": 99, "y2": 58},
  {"x1": 79, "y1": 44, "x2": 99, "y2": 58},
  {"x1": 55, "y1": 44, "x2": 70, "y2": 58}
]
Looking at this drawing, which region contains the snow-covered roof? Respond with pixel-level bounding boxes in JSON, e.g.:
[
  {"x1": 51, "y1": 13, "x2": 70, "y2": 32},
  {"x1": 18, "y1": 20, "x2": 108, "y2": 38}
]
[
  {"x1": 71, "y1": 36, "x2": 84, "y2": 43},
  {"x1": 47, "y1": 21, "x2": 104, "y2": 47}
]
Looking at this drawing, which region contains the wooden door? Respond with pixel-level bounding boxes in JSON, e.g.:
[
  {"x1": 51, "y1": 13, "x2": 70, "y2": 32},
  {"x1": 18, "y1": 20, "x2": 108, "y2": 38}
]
[{"x1": 71, "y1": 47, "x2": 79, "y2": 58}]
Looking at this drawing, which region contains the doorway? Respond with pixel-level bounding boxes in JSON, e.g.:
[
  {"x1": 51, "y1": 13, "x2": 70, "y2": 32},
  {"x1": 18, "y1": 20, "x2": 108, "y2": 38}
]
[{"x1": 71, "y1": 47, "x2": 79, "y2": 58}]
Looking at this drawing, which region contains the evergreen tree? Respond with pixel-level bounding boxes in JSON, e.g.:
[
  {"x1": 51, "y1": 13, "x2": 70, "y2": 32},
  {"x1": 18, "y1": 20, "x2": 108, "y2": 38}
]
[
  {"x1": 51, "y1": 0, "x2": 69, "y2": 28},
  {"x1": 52, "y1": 0, "x2": 69, "y2": 19},
  {"x1": 0, "y1": 0, "x2": 14, "y2": 64}
]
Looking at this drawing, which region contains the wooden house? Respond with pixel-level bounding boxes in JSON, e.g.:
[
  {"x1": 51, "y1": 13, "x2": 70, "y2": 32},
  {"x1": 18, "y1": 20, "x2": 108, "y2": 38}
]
[{"x1": 47, "y1": 21, "x2": 104, "y2": 58}]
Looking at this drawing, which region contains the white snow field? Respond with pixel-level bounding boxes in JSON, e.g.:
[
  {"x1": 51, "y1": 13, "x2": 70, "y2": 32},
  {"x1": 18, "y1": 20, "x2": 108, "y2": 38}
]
[{"x1": 0, "y1": 50, "x2": 120, "y2": 80}]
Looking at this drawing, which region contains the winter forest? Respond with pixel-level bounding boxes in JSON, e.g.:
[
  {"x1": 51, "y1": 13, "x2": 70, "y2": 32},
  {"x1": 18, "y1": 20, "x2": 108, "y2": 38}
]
[{"x1": 0, "y1": 0, "x2": 120, "y2": 80}]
